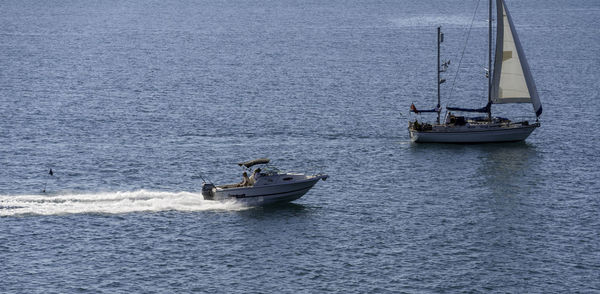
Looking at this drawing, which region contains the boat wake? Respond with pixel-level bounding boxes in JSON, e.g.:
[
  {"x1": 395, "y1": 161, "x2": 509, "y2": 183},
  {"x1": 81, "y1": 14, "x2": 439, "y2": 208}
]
[{"x1": 0, "y1": 190, "x2": 248, "y2": 217}]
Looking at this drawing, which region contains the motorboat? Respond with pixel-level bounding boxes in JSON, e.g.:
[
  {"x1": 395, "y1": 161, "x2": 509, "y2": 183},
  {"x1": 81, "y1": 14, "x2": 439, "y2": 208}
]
[{"x1": 201, "y1": 158, "x2": 328, "y2": 206}]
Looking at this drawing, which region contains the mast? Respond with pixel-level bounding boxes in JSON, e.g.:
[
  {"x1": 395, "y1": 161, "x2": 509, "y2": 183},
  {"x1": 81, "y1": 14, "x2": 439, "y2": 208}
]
[
  {"x1": 487, "y1": 0, "x2": 492, "y2": 120},
  {"x1": 437, "y1": 26, "x2": 441, "y2": 124}
]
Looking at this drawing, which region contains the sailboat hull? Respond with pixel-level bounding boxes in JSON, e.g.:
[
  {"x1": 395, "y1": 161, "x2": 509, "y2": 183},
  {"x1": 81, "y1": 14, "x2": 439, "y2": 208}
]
[{"x1": 409, "y1": 122, "x2": 539, "y2": 143}]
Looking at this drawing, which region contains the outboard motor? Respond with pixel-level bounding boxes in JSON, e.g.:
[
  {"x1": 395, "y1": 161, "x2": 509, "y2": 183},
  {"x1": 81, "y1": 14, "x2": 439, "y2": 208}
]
[{"x1": 202, "y1": 183, "x2": 215, "y2": 200}]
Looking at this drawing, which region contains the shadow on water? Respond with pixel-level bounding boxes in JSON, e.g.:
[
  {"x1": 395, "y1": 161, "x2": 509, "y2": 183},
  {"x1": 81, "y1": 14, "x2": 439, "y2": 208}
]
[
  {"x1": 404, "y1": 140, "x2": 541, "y2": 197},
  {"x1": 238, "y1": 202, "x2": 312, "y2": 219},
  {"x1": 463, "y1": 142, "x2": 548, "y2": 282},
  {"x1": 476, "y1": 142, "x2": 542, "y2": 197},
  {"x1": 407, "y1": 140, "x2": 539, "y2": 159},
  {"x1": 407, "y1": 140, "x2": 534, "y2": 150}
]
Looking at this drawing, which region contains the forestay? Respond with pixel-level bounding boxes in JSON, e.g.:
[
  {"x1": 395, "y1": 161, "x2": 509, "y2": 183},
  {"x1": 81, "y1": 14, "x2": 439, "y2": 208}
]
[{"x1": 491, "y1": 0, "x2": 542, "y2": 117}]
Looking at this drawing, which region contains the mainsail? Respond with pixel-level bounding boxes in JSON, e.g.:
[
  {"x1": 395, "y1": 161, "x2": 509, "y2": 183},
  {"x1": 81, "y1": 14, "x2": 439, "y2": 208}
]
[{"x1": 491, "y1": 0, "x2": 542, "y2": 117}]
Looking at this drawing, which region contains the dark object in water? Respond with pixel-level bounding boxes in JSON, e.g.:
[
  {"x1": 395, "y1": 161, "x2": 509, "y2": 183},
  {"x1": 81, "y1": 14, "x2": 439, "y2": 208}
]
[{"x1": 202, "y1": 183, "x2": 215, "y2": 200}]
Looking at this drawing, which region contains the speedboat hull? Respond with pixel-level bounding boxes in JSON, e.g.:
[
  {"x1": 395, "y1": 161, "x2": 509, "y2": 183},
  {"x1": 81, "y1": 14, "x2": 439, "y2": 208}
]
[
  {"x1": 203, "y1": 175, "x2": 327, "y2": 206},
  {"x1": 409, "y1": 122, "x2": 539, "y2": 143}
]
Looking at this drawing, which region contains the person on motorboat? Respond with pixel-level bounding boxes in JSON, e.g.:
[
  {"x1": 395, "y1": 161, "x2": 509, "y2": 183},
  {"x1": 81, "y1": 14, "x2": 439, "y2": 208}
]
[
  {"x1": 239, "y1": 172, "x2": 250, "y2": 187},
  {"x1": 250, "y1": 168, "x2": 261, "y2": 185}
]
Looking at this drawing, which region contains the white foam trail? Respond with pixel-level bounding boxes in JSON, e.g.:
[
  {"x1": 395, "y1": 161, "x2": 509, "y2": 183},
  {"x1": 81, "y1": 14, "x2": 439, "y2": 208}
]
[{"x1": 0, "y1": 190, "x2": 249, "y2": 216}]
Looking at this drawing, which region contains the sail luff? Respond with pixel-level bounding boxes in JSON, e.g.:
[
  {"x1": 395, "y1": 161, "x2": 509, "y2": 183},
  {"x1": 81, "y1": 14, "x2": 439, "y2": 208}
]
[
  {"x1": 487, "y1": 0, "x2": 492, "y2": 120},
  {"x1": 491, "y1": 0, "x2": 504, "y2": 101},
  {"x1": 491, "y1": 0, "x2": 542, "y2": 117}
]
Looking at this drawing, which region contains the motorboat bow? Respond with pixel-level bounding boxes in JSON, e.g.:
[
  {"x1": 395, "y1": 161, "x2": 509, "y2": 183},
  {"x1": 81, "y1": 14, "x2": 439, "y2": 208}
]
[{"x1": 201, "y1": 158, "x2": 328, "y2": 206}]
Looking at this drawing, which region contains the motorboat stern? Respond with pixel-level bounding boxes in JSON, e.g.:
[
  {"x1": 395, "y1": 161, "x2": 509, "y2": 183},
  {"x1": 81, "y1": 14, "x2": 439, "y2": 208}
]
[{"x1": 201, "y1": 183, "x2": 215, "y2": 200}]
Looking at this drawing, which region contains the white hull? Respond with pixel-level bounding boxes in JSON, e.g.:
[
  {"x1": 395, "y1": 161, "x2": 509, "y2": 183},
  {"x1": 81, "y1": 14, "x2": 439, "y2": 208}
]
[
  {"x1": 205, "y1": 175, "x2": 327, "y2": 206},
  {"x1": 409, "y1": 122, "x2": 539, "y2": 143}
]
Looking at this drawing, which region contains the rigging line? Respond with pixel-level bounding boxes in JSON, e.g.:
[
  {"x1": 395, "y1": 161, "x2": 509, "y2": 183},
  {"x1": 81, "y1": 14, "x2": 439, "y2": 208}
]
[{"x1": 448, "y1": 0, "x2": 482, "y2": 103}]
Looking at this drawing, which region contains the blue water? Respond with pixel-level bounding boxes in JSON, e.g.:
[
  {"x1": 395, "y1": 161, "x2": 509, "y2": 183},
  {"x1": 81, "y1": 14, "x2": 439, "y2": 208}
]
[{"x1": 1, "y1": 0, "x2": 599, "y2": 292}]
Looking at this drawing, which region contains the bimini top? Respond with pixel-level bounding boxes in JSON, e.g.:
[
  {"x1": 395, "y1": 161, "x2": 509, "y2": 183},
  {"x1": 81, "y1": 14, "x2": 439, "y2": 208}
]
[{"x1": 238, "y1": 158, "x2": 270, "y2": 168}]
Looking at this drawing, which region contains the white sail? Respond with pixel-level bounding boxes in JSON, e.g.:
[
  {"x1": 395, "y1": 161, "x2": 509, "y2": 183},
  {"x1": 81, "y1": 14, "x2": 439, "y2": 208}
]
[{"x1": 491, "y1": 0, "x2": 542, "y2": 117}]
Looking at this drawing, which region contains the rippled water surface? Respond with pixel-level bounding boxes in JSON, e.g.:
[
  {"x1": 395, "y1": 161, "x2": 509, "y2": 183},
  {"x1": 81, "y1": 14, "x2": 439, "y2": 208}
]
[{"x1": 1, "y1": 0, "x2": 599, "y2": 292}]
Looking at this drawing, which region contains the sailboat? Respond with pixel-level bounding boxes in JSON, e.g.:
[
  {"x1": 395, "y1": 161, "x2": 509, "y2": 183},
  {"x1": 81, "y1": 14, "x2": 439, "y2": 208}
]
[{"x1": 408, "y1": 0, "x2": 542, "y2": 143}]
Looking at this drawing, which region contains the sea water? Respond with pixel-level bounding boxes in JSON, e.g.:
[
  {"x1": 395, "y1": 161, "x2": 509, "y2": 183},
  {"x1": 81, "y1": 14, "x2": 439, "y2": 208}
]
[{"x1": 1, "y1": 0, "x2": 599, "y2": 292}]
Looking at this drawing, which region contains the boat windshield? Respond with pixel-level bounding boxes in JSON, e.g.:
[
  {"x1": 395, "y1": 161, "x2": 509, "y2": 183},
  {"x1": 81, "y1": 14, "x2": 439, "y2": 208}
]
[{"x1": 260, "y1": 165, "x2": 283, "y2": 176}]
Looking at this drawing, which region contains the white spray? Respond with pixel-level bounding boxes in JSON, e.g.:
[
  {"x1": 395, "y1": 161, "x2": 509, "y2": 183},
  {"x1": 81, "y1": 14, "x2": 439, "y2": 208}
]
[{"x1": 0, "y1": 190, "x2": 249, "y2": 216}]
